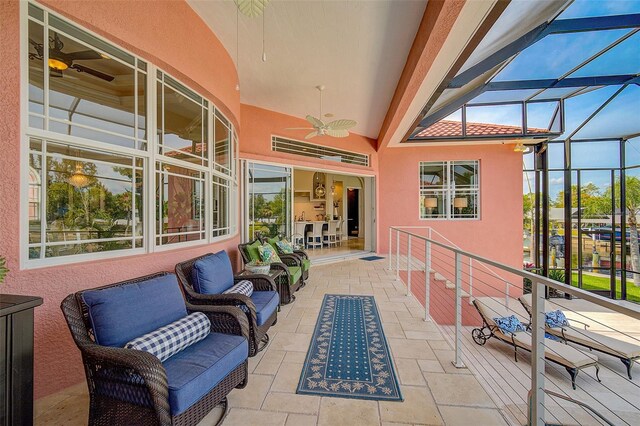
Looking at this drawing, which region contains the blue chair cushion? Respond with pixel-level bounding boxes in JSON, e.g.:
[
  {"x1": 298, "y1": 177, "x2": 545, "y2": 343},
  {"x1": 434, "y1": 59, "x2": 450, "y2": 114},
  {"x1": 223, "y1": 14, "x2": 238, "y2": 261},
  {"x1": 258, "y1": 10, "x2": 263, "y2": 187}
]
[
  {"x1": 251, "y1": 291, "x2": 279, "y2": 326},
  {"x1": 164, "y1": 332, "x2": 248, "y2": 416},
  {"x1": 191, "y1": 251, "x2": 234, "y2": 295},
  {"x1": 82, "y1": 274, "x2": 187, "y2": 347}
]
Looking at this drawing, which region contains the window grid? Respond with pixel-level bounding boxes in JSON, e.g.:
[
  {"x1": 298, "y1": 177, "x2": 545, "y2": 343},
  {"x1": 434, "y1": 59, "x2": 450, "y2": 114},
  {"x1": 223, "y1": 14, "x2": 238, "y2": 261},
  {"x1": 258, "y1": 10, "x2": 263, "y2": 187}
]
[
  {"x1": 24, "y1": 2, "x2": 237, "y2": 267},
  {"x1": 419, "y1": 160, "x2": 480, "y2": 220}
]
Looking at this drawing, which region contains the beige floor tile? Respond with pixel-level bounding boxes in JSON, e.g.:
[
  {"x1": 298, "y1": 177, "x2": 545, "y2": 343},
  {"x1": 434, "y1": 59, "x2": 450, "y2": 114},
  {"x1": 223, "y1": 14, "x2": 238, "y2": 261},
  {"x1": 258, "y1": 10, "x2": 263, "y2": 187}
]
[
  {"x1": 222, "y1": 408, "x2": 287, "y2": 426},
  {"x1": 417, "y1": 359, "x2": 445, "y2": 373},
  {"x1": 377, "y1": 301, "x2": 410, "y2": 313},
  {"x1": 271, "y1": 363, "x2": 303, "y2": 393},
  {"x1": 395, "y1": 358, "x2": 426, "y2": 386},
  {"x1": 275, "y1": 318, "x2": 302, "y2": 333},
  {"x1": 286, "y1": 413, "x2": 318, "y2": 426},
  {"x1": 297, "y1": 323, "x2": 316, "y2": 334},
  {"x1": 379, "y1": 386, "x2": 443, "y2": 425},
  {"x1": 254, "y1": 350, "x2": 286, "y2": 375},
  {"x1": 284, "y1": 351, "x2": 308, "y2": 364},
  {"x1": 379, "y1": 310, "x2": 399, "y2": 324},
  {"x1": 270, "y1": 332, "x2": 312, "y2": 352},
  {"x1": 262, "y1": 392, "x2": 321, "y2": 415},
  {"x1": 228, "y1": 374, "x2": 273, "y2": 409},
  {"x1": 424, "y1": 373, "x2": 494, "y2": 407},
  {"x1": 381, "y1": 322, "x2": 406, "y2": 338},
  {"x1": 404, "y1": 331, "x2": 444, "y2": 340},
  {"x1": 318, "y1": 398, "x2": 380, "y2": 426},
  {"x1": 388, "y1": 338, "x2": 436, "y2": 360},
  {"x1": 438, "y1": 406, "x2": 508, "y2": 426},
  {"x1": 432, "y1": 349, "x2": 473, "y2": 375}
]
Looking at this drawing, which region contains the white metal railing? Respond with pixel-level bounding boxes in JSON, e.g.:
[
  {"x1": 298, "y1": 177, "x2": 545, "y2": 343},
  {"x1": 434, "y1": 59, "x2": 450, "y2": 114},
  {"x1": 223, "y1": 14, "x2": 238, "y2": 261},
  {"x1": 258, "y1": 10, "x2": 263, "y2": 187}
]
[{"x1": 388, "y1": 226, "x2": 640, "y2": 426}]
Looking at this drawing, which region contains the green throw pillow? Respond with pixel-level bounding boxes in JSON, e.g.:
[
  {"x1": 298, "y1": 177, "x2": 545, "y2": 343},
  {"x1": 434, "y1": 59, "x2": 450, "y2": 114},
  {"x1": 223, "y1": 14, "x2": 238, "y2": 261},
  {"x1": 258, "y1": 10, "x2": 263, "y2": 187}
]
[
  {"x1": 276, "y1": 239, "x2": 294, "y2": 254},
  {"x1": 258, "y1": 243, "x2": 281, "y2": 263},
  {"x1": 246, "y1": 240, "x2": 262, "y2": 262}
]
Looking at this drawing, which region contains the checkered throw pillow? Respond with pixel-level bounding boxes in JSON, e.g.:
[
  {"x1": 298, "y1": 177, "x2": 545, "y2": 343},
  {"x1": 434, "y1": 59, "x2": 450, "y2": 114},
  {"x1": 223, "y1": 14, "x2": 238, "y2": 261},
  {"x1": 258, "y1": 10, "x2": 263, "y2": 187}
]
[
  {"x1": 223, "y1": 280, "x2": 253, "y2": 313},
  {"x1": 124, "y1": 312, "x2": 210, "y2": 362}
]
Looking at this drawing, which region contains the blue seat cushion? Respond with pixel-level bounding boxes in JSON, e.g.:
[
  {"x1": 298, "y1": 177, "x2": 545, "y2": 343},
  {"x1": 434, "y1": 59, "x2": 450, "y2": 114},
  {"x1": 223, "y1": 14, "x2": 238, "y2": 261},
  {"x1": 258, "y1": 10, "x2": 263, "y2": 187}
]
[
  {"x1": 191, "y1": 251, "x2": 234, "y2": 295},
  {"x1": 251, "y1": 291, "x2": 279, "y2": 326},
  {"x1": 164, "y1": 332, "x2": 248, "y2": 416},
  {"x1": 82, "y1": 274, "x2": 187, "y2": 347}
]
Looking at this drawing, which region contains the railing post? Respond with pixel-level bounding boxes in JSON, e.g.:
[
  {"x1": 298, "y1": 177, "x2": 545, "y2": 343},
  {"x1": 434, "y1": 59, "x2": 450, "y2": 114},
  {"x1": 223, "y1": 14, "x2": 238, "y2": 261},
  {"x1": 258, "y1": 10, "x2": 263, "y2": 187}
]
[
  {"x1": 407, "y1": 235, "x2": 412, "y2": 296},
  {"x1": 529, "y1": 279, "x2": 546, "y2": 426},
  {"x1": 468, "y1": 258, "x2": 473, "y2": 304},
  {"x1": 424, "y1": 239, "x2": 431, "y2": 321},
  {"x1": 395, "y1": 230, "x2": 400, "y2": 281},
  {"x1": 388, "y1": 227, "x2": 393, "y2": 271},
  {"x1": 453, "y1": 252, "x2": 465, "y2": 368}
]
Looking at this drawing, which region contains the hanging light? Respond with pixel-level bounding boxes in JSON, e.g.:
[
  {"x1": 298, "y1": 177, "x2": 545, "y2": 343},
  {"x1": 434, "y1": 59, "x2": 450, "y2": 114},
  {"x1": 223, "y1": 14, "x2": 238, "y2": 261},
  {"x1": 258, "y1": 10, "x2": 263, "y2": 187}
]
[
  {"x1": 68, "y1": 162, "x2": 90, "y2": 188},
  {"x1": 514, "y1": 142, "x2": 530, "y2": 153}
]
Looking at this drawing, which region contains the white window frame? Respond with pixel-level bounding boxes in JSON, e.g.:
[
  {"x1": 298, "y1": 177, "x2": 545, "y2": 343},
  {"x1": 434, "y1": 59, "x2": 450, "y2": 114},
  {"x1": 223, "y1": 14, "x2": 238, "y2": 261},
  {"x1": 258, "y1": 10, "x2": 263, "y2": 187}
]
[
  {"x1": 20, "y1": 1, "x2": 237, "y2": 269},
  {"x1": 419, "y1": 160, "x2": 480, "y2": 220}
]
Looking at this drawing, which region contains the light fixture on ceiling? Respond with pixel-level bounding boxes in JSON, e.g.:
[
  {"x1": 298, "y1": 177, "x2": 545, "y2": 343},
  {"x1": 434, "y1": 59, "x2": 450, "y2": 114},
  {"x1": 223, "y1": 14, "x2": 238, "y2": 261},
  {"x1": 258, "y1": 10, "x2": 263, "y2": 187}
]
[
  {"x1": 68, "y1": 162, "x2": 90, "y2": 189},
  {"x1": 48, "y1": 57, "x2": 68, "y2": 71},
  {"x1": 514, "y1": 142, "x2": 532, "y2": 153}
]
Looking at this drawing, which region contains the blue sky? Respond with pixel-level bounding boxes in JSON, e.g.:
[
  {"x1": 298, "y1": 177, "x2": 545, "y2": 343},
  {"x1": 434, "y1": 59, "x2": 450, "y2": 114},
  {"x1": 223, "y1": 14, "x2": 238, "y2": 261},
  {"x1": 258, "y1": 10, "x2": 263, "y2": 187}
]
[{"x1": 449, "y1": 0, "x2": 640, "y2": 198}]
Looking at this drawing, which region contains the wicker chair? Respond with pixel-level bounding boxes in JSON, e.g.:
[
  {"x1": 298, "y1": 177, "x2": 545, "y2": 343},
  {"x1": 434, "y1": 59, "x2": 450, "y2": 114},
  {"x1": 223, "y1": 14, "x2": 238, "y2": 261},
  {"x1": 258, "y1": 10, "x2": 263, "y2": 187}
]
[
  {"x1": 175, "y1": 253, "x2": 278, "y2": 356},
  {"x1": 261, "y1": 235, "x2": 310, "y2": 281},
  {"x1": 238, "y1": 239, "x2": 303, "y2": 305},
  {"x1": 60, "y1": 272, "x2": 250, "y2": 426}
]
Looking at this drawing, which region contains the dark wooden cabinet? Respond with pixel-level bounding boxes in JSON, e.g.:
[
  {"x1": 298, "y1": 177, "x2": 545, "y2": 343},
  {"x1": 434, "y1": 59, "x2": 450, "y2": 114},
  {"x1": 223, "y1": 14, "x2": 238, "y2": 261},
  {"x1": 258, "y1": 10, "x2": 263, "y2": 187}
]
[{"x1": 1, "y1": 294, "x2": 43, "y2": 426}]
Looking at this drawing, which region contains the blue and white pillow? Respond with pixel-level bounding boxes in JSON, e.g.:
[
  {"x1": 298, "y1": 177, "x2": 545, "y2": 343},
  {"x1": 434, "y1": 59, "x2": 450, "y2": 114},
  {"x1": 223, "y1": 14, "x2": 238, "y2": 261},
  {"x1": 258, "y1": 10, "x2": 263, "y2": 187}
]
[
  {"x1": 125, "y1": 312, "x2": 210, "y2": 362},
  {"x1": 276, "y1": 239, "x2": 294, "y2": 254},
  {"x1": 493, "y1": 315, "x2": 527, "y2": 335},
  {"x1": 223, "y1": 280, "x2": 254, "y2": 313},
  {"x1": 545, "y1": 310, "x2": 569, "y2": 328}
]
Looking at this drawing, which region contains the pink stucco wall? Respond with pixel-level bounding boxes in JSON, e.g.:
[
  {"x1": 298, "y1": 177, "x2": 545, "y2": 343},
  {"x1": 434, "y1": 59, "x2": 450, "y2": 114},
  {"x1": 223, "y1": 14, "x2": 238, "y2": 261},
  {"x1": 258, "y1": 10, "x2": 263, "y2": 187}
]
[
  {"x1": 0, "y1": 0, "x2": 241, "y2": 398},
  {"x1": 377, "y1": 144, "x2": 523, "y2": 269},
  {"x1": 239, "y1": 104, "x2": 378, "y2": 176}
]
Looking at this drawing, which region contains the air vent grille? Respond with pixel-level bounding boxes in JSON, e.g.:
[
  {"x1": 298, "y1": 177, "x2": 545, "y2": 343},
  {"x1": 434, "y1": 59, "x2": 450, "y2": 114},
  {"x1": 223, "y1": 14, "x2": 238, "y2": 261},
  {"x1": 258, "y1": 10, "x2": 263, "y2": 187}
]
[{"x1": 271, "y1": 136, "x2": 369, "y2": 167}]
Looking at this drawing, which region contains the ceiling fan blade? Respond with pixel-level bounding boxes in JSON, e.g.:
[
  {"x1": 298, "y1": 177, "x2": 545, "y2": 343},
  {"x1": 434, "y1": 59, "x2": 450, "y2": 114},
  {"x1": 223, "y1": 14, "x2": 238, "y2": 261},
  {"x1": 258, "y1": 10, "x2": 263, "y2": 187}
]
[
  {"x1": 325, "y1": 129, "x2": 350, "y2": 138},
  {"x1": 68, "y1": 50, "x2": 102, "y2": 61},
  {"x1": 326, "y1": 119, "x2": 357, "y2": 130},
  {"x1": 285, "y1": 127, "x2": 315, "y2": 130},
  {"x1": 306, "y1": 115, "x2": 324, "y2": 129},
  {"x1": 305, "y1": 131, "x2": 319, "y2": 139},
  {"x1": 71, "y1": 64, "x2": 115, "y2": 82}
]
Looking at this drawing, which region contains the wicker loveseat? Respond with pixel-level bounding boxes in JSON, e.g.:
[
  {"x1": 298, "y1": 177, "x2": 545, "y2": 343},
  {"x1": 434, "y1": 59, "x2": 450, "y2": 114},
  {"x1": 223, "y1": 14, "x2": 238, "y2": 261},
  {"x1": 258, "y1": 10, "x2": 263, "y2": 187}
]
[
  {"x1": 238, "y1": 239, "x2": 303, "y2": 304},
  {"x1": 60, "y1": 271, "x2": 250, "y2": 426},
  {"x1": 175, "y1": 251, "x2": 278, "y2": 356},
  {"x1": 262, "y1": 235, "x2": 311, "y2": 281}
]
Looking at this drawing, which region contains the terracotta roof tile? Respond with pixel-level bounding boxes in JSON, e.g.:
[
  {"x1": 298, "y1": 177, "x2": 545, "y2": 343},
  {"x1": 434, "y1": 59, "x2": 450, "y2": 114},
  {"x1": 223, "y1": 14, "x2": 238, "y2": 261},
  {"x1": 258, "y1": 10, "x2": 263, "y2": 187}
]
[{"x1": 415, "y1": 120, "x2": 548, "y2": 138}]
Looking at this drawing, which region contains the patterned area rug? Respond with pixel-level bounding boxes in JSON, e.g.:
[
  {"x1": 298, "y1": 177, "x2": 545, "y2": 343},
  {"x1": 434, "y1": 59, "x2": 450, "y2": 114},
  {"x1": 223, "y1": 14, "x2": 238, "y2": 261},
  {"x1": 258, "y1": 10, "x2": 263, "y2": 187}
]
[{"x1": 297, "y1": 294, "x2": 403, "y2": 401}]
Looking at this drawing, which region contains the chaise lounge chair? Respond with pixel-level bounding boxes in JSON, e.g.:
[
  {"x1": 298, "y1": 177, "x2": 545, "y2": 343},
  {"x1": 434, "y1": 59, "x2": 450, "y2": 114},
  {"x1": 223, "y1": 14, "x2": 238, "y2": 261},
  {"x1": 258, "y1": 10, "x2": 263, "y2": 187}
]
[
  {"x1": 472, "y1": 297, "x2": 600, "y2": 390},
  {"x1": 519, "y1": 294, "x2": 640, "y2": 380}
]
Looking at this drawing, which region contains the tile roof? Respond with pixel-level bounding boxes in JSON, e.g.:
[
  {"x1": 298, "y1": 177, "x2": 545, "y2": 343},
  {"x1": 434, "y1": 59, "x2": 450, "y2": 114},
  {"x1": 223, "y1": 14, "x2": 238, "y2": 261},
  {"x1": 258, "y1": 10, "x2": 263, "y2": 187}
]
[{"x1": 415, "y1": 120, "x2": 548, "y2": 138}]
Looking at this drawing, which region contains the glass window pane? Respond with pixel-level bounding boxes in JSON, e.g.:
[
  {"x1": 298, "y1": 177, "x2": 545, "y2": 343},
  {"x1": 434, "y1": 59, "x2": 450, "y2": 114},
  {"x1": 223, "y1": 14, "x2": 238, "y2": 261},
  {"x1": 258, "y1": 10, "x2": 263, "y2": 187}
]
[
  {"x1": 572, "y1": 85, "x2": 640, "y2": 140},
  {"x1": 558, "y1": 0, "x2": 640, "y2": 20},
  {"x1": 28, "y1": 20, "x2": 45, "y2": 127},
  {"x1": 547, "y1": 142, "x2": 565, "y2": 170},
  {"x1": 451, "y1": 161, "x2": 478, "y2": 187},
  {"x1": 625, "y1": 137, "x2": 640, "y2": 168},
  {"x1": 526, "y1": 101, "x2": 561, "y2": 133},
  {"x1": 214, "y1": 113, "x2": 230, "y2": 172},
  {"x1": 569, "y1": 31, "x2": 640, "y2": 78},
  {"x1": 45, "y1": 30, "x2": 142, "y2": 148},
  {"x1": 212, "y1": 176, "x2": 229, "y2": 237},
  {"x1": 465, "y1": 104, "x2": 522, "y2": 135},
  {"x1": 156, "y1": 163, "x2": 206, "y2": 245},
  {"x1": 572, "y1": 140, "x2": 621, "y2": 169},
  {"x1": 42, "y1": 142, "x2": 141, "y2": 258},
  {"x1": 470, "y1": 89, "x2": 538, "y2": 104},
  {"x1": 248, "y1": 164, "x2": 291, "y2": 239},
  {"x1": 29, "y1": 139, "x2": 43, "y2": 254},
  {"x1": 420, "y1": 192, "x2": 446, "y2": 219},
  {"x1": 420, "y1": 162, "x2": 446, "y2": 189},
  {"x1": 451, "y1": 191, "x2": 478, "y2": 219}
]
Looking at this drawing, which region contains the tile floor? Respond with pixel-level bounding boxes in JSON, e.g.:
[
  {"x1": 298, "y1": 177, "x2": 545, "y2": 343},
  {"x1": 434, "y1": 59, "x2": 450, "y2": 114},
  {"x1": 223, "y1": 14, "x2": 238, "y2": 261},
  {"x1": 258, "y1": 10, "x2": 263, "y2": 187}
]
[{"x1": 35, "y1": 259, "x2": 509, "y2": 426}]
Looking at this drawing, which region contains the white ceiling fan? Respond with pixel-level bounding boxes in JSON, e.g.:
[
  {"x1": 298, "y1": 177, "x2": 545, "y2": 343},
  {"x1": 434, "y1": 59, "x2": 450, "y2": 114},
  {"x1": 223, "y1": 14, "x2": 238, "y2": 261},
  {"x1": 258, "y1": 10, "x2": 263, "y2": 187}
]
[{"x1": 287, "y1": 86, "x2": 357, "y2": 139}]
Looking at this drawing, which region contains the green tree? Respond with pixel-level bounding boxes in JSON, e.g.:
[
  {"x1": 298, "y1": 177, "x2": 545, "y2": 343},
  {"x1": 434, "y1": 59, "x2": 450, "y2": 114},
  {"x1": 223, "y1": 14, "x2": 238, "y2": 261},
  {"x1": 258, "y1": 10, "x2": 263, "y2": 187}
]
[
  {"x1": 607, "y1": 176, "x2": 640, "y2": 287},
  {"x1": 552, "y1": 183, "x2": 607, "y2": 217},
  {"x1": 523, "y1": 193, "x2": 534, "y2": 229}
]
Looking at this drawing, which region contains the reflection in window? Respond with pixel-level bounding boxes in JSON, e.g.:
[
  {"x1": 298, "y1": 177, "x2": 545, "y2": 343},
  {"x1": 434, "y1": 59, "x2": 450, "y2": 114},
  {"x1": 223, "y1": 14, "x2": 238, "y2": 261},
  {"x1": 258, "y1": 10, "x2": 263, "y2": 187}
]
[
  {"x1": 214, "y1": 111, "x2": 231, "y2": 173},
  {"x1": 28, "y1": 138, "x2": 144, "y2": 259},
  {"x1": 27, "y1": 13, "x2": 146, "y2": 150},
  {"x1": 420, "y1": 161, "x2": 479, "y2": 220},
  {"x1": 212, "y1": 176, "x2": 229, "y2": 237},
  {"x1": 156, "y1": 163, "x2": 206, "y2": 246}
]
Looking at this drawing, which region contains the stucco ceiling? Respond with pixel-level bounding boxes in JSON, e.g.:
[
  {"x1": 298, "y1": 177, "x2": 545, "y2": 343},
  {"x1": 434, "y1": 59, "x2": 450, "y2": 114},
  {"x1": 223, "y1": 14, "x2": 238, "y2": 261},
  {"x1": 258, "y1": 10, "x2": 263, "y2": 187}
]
[{"x1": 188, "y1": 0, "x2": 428, "y2": 138}]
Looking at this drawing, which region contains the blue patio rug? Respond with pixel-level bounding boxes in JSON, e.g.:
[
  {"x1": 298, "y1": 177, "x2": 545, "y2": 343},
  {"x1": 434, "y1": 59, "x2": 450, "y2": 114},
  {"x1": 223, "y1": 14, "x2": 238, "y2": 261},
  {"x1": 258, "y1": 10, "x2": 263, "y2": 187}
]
[
  {"x1": 360, "y1": 255, "x2": 385, "y2": 261},
  {"x1": 297, "y1": 294, "x2": 403, "y2": 401}
]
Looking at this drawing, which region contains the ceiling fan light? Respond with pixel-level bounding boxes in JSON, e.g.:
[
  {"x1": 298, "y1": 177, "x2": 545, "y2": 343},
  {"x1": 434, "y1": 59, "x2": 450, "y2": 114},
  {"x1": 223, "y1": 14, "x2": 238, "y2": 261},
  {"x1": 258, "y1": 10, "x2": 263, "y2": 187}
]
[
  {"x1": 48, "y1": 58, "x2": 68, "y2": 71},
  {"x1": 68, "y1": 163, "x2": 90, "y2": 189}
]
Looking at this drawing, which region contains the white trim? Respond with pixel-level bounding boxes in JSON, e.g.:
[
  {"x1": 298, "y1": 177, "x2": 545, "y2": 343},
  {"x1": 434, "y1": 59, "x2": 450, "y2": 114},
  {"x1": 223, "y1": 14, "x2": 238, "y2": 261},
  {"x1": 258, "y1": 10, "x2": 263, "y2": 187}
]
[
  {"x1": 240, "y1": 156, "x2": 376, "y2": 178},
  {"x1": 20, "y1": 1, "x2": 239, "y2": 269}
]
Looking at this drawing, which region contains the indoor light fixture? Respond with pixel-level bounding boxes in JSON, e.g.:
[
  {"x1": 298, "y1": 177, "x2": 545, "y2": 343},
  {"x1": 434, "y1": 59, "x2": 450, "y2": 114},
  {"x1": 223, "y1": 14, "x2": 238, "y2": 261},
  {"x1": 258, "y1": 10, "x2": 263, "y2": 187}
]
[
  {"x1": 68, "y1": 162, "x2": 90, "y2": 188},
  {"x1": 453, "y1": 197, "x2": 468, "y2": 213},
  {"x1": 423, "y1": 197, "x2": 437, "y2": 215},
  {"x1": 514, "y1": 142, "x2": 528, "y2": 152},
  {"x1": 48, "y1": 57, "x2": 68, "y2": 71}
]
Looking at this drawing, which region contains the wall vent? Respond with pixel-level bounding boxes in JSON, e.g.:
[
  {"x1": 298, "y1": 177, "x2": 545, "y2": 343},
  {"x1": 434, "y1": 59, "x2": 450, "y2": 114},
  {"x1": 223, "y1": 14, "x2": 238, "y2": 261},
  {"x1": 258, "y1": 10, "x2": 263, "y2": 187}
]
[{"x1": 271, "y1": 136, "x2": 369, "y2": 167}]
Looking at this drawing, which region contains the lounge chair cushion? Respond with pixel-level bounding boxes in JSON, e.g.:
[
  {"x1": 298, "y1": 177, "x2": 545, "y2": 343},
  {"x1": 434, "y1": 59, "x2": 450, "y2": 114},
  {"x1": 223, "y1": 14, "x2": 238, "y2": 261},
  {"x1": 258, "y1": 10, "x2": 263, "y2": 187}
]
[
  {"x1": 125, "y1": 312, "x2": 210, "y2": 362},
  {"x1": 82, "y1": 274, "x2": 187, "y2": 347},
  {"x1": 548, "y1": 326, "x2": 640, "y2": 359},
  {"x1": 511, "y1": 332, "x2": 598, "y2": 369},
  {"x1": 493, "y1": 315, "x2": 527, "y2": 335},
  {"x1": 302, "y1": 258, "x2": 311, "y2": 272},
  {"x1": 288, "y1": 266, "x2": 302, "y2": 285},
  {"x1": 259, "y1": 243, "x2": 281, "y2": 263},
  {"x1": 191, "y1": 251, "x2": 234, "y2": 295},
  {"x1": 246, "y1": 240, "x2": 262, "y2": 262},
  {"x1": 251, "y1": 291, "x2": 279, "y2": 326},
  {"x1": 164, "y1": 332, "x2": 248, "y2": 416},
  {"x1": 545, "y1": 310, "x2": 569, "y2": 328}
]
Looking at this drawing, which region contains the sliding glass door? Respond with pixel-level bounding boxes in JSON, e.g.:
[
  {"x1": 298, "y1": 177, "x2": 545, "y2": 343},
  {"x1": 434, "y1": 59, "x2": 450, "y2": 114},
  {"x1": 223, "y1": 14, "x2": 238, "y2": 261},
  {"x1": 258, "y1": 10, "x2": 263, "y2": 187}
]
[{"x1": 244, "y1": 162, "x2": 292, "y2": 240}]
